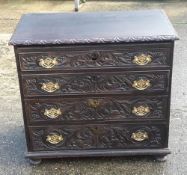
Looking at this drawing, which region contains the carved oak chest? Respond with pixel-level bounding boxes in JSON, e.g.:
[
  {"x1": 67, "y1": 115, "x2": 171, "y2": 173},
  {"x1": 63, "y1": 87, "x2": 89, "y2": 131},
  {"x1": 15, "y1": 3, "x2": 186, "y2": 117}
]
[{"x1": 9, "y1": 10, "x2": 178, "y2": 164}]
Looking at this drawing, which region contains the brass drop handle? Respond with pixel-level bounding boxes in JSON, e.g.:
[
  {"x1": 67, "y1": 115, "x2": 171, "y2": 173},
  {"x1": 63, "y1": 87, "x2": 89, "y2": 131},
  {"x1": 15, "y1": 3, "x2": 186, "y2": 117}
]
[
  {"x1": 41, "y1": 82, "x2": 60, "y2": 93},
  {"x1": 131, "y1": 131, "x2": 149, "y2": 142},
  {"x1": 132, "y1": 79, "x2": 151, "y2": 90},
  {"x1": 46, "y1": 133, "x2": 63, "y2": 144},
  {"x1": 39, "y1": 57, "x2": 58, "y2": 69},
  {"x1": 44, "y1": 108, "x2": 62, "y2": 119},
  {"x1": 133, "y1": 54, "x2": 152, "y2": 65},
  {"x1": 132, "y1": 105, "x2": 150, "y2": 117},
  {"x1": 88, "y1": 99, "x2": 100, "y2": 108}
]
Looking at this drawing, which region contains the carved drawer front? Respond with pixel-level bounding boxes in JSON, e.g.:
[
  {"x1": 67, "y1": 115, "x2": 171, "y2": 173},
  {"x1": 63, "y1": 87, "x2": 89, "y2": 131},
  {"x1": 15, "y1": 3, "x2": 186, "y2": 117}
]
[
  {"x1": 28, "y1": 124, "x2": 167, "y2": 151},
  {"x1": 22, "y1": 71, "x2": 169, "y2": 97},
  {"x1": 18, "y1": 43, "x2": 172, "y2": 71},
  {"x1": 25, "y1": 96, "x2": 168, "y2": 123}
]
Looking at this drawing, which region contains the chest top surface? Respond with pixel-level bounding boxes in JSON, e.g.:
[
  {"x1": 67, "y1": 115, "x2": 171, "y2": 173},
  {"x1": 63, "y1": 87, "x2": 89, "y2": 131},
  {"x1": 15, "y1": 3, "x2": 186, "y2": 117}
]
[{"x1": 9, "y1": 10, "x2": 178, "y2": 46}]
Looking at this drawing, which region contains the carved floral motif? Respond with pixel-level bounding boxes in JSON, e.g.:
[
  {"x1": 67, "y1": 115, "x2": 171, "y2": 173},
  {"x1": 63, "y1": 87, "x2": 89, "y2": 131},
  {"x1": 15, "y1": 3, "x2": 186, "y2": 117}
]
[
  {"x1": 30, "y1": 125, "x2": 164, "y2": 151},
  {"x1": 10, "y1": 35, "x2": 178, "y2": 46},
  {"x1": 22, "y1": 72, "x2": 169, "y2": 96},
  {"x1": 19, "y1": 49, "x2": 169, "y2": 71},
  {"x1": 26, "y1": 96, "x2": 167, "y2": 122}
]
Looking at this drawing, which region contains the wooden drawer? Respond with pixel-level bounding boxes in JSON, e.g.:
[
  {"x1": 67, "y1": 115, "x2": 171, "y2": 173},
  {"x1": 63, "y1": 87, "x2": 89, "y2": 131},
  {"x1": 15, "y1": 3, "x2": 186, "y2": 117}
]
[
  {"x1": 28, "y1": 124, "x2": 168, "y2": 151},
  {"x1": 17, "y1": 43, "x2": 172, "y2": 72},
  {"x1": 22, "y1": 71, "x2": 170, "y2": 97},
  {"x1": 25, "y1": 96, "x2": 168, "y2": 124}
]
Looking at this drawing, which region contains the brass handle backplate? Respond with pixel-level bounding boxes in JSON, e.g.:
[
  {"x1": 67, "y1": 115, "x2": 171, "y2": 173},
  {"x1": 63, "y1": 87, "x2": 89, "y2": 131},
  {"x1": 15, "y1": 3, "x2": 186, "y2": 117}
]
[
  {"x1": 131, "y1": 131, "x2": 149, "y2": 142},
  {"x1": 88, "y1": 99, "x2": 100, "y2": 108},
  {"x1": 39, "y1": 57, "x2": 58, "y2": 69},
  {"x1": 133, "y1": 54, "x2": 152, "y2": 65},
  {"x1": 46, "y1": 133, "x2": 63, "y2": 144},
  {"x1": 41, "y1": 82, "x2": 60, "y2": 93},
  {"x1": 44, "y1": 108, "x2": 62, "y2": 119},
  {"x1": 132, "y1": 79, "x2": 151, "y2": 90},
  {"x1": 132, "y1": 105, "x2": 150, "y2": 117}
]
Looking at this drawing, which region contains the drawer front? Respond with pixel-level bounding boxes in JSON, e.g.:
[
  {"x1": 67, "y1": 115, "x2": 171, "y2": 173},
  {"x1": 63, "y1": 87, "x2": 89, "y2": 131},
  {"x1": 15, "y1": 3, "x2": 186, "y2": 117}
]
[
  {"x1": 29, "y1": 124, "x2": 167, "y2": 151},
  {"x1": 22, "y1": 71, "x2": 169, "y2": 97},
  {"x1": 18, "y1": 43, "x2": 172, "y2": 71},
  {"x1": 25, "y1": 96, "x2": 168, "y2": 123}
]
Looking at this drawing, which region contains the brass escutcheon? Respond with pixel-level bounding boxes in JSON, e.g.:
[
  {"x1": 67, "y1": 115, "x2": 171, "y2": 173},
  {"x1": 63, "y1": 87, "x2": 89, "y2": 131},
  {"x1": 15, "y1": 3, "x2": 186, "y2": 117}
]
[
  {"x1": 133, "y1": 54, "x2": 152, "y2": 65},
  {"x1": 46, "y1": 133, "x2": 63, "y2": 144},
  {"x1": 88, "y1": 99, "x2": 100, "y2": 108},
  {"x1": 132, "y1": 79, "x2": 151, "y2": 90},
  {"x1": 41, "y1": 82, "x2": 60, "y2": 93},
  {"x1": 39, "y1": 57, "x2": 58, "y2": 69},
  {"x1": 44, "y1": 108, "x2": 62, "y2": 119},
  {"x1": 131, "y1": 131, "x2": 149, "y2": 142},
  {"x1": 132, "y1": 105, "x2": 150, "y2": 117}
]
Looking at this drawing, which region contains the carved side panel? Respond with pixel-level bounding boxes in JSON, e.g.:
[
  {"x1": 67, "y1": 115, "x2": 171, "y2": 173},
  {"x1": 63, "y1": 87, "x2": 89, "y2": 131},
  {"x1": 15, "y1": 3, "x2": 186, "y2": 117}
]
[
  {"x1": 22, "y1": 71, "x2": 169, "y2": 97},
  {"x1": 25, "y1": 96, "x2": 168, "y2": 123},
  {"x1": 29, "y1": 124, "x2": 165, "y2": 151},
  {"x1": 19, "y1": 48, "x2": 170, "y2": 71}
]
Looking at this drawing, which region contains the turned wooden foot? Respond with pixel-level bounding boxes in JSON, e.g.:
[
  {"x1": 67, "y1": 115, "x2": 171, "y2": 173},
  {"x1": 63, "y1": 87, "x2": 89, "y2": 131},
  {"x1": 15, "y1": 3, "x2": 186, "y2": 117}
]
[
  {"x1": 28, "y1": 158, "x2": 42, "y2": 165},
  {"x1": 154, "y1": 155, "x2": 167, "y2": 162}
]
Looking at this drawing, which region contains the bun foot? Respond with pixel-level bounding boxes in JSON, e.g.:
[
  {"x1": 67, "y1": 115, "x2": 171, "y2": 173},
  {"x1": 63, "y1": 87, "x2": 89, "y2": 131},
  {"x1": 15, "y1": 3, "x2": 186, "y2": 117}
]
[
  {"x1": 28, "y1": 158, "x2": 42, "y2": 165},
  {"x1": 154, "y1": 155, "x2": 167, "y2": 162}
]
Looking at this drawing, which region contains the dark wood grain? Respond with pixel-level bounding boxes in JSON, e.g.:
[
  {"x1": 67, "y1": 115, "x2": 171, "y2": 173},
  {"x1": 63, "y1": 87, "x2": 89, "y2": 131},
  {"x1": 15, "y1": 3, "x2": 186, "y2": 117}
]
[
  {"x1": 10, "y1": 10, "x2": 178, "y2": 161},
  {"x1": 28, "y1": 124, "x2": 167, "y2": 151},
  {"x1": 25, "y1": 148, "x2": 171, "y2": 159},
  {"x1": 9, "y1": 10, "x2": 178, "y2": 46},
  {"x1": 24, "y1": 96, "x2": 168, "y2": 124},
  {"x1": 22, "y1": 71, "x2": 170, "y2": 97},
  {"x1": 18, "y1": 43, "x2": 172, "y2": 71}
]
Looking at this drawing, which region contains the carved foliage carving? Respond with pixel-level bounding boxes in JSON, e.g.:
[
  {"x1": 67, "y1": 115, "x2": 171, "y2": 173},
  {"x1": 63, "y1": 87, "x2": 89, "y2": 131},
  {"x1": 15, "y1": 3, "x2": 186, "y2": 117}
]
[
  {"x1": 22, "y1": 72, "x2": 169, "y2": 96},
  {"x1": 30, "y1": 125, "x2": 164, "y2": 151},
  {"x1": 19, "y1": 49, "x2": 169, "y2": 70},
  {"x1": 10, "y1": 34, "x2": 178, "y2": 46},
  {"x1": 26, "y1": 96, "x2": 167, "y2": 122}
]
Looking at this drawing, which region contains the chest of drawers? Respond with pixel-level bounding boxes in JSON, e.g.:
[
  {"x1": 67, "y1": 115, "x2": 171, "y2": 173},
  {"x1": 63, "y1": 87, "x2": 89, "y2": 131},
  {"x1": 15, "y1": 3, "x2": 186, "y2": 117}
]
[{"x1": 9, "y1": 10, "x2": 178, "y2": 164}]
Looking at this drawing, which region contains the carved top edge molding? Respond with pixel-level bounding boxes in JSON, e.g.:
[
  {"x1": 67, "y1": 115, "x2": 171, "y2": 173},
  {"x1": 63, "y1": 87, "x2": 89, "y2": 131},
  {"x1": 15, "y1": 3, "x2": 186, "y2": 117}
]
[{"x1": 9, "y1": 35, "x2": 178, "y2": 46}]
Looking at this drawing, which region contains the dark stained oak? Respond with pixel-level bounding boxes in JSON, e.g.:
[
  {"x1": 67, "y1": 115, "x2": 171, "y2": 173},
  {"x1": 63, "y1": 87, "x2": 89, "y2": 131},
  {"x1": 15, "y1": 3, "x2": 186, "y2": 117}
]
[
  {"x1": 17, "y1": 42, "x2": 173, "y2": 72},
  {"x1": 9, "y1": 10, "x2": 178, "y2": 163},
  {"x1": 28, "y1": 124, "x2": 168, "y2": 151},
  {"x1": 21, "y1": 71, "x2": 170, "y2": 97},
  {"x1": 24, "y1": 95, "x2": 169, "y2": 124},
  {"x1": 9, "y1": 10, "x2": 178, "y2": 46}
]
